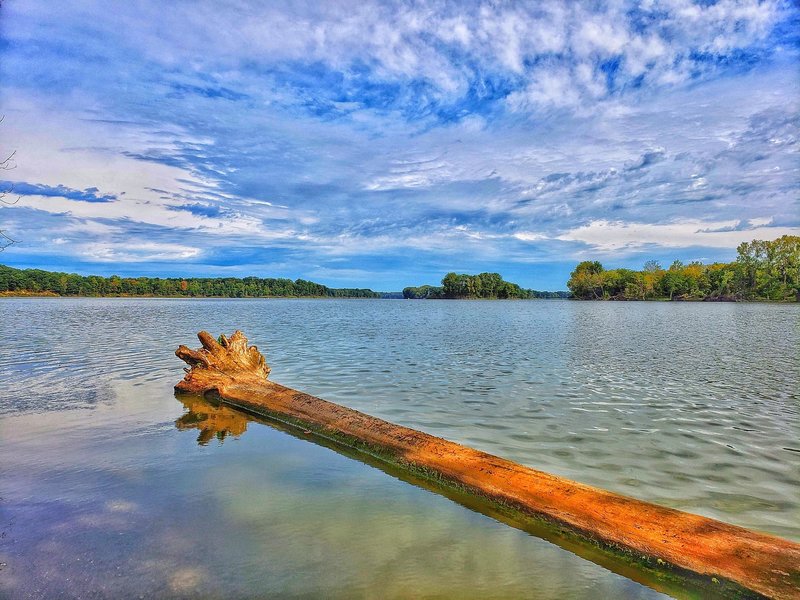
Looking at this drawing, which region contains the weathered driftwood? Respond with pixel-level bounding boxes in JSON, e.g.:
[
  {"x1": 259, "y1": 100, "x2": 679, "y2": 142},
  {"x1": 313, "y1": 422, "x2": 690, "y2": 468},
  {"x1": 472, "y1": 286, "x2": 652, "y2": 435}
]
[{"x1": 176, "y1": 330, "x2": 800, "y2": 599}]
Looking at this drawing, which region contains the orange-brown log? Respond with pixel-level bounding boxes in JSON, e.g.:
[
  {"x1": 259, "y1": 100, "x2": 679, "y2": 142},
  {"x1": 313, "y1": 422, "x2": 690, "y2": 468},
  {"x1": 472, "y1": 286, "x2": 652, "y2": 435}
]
[{"x1": 176, "y1": 330, "x2": 800, "y2": 599}]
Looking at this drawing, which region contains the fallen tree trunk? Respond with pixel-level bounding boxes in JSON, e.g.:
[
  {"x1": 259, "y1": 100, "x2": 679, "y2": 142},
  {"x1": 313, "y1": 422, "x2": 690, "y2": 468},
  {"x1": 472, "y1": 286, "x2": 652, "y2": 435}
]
[{"x1": 176, "y1": 330, "x2": 799, "y2": 599}]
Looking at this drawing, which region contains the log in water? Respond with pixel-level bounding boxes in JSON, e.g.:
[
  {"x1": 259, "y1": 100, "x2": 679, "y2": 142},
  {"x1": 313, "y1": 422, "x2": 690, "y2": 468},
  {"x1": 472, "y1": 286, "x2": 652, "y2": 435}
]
[{"x1": 176, "y1": 330, "x2": 799, "y2": 599}]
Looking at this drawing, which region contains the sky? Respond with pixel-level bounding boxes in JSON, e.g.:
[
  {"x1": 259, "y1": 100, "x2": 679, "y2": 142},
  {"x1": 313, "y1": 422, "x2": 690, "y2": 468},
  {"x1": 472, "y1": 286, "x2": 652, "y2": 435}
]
[{"x1": 0, "y1": 0, "x2": 798, "y2": 291}]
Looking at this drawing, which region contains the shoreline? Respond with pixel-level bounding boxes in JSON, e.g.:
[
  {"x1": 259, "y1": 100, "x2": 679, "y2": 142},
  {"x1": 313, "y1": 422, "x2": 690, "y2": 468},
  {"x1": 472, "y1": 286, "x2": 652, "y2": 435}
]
[{"x1": 3, "y1": 292, "x2": 797, "y2": 303}]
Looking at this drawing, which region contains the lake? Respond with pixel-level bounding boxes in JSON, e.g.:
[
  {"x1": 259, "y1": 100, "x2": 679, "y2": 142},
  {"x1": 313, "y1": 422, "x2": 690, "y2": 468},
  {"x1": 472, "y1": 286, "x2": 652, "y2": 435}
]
[{"x1": 1, "y1": 298, "x2": 798, "y2": 598}]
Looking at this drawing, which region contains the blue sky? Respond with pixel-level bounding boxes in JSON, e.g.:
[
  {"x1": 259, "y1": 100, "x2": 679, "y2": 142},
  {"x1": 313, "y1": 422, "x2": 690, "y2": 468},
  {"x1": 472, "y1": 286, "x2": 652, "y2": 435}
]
[{"x1": 0, "y1": 0, "x2": 798, "y2": 291}]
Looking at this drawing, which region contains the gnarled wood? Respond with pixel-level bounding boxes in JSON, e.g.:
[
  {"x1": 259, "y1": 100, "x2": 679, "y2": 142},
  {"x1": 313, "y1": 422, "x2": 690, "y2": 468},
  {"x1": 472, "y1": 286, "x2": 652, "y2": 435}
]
[
  {"x1": 176, "y1": 330, "x2": 800, "y2": 599},
  {"x1": 176, "y1": 330, "x2": 270, "y2": 395}
]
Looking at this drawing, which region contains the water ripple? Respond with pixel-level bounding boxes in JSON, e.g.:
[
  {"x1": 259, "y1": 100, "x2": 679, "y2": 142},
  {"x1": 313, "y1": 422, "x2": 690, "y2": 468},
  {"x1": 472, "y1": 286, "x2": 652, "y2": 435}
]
[{"x1": 1, "y1": 298, "x2": 798, "y2": 540}]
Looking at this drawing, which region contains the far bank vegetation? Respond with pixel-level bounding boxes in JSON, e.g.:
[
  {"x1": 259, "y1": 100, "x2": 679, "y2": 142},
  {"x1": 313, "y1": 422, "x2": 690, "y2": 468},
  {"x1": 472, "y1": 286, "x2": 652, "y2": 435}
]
[
  {"x1": 567, "y1": 235, "x2": 799, "y2": 302},
  {"x1": 403, "y1": 272, "x2": 569, "y2": 299}
]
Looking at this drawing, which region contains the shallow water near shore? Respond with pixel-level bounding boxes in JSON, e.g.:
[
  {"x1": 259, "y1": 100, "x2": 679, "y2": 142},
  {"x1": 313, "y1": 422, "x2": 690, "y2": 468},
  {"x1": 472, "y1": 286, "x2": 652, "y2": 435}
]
[{"x1": 1, "y1": 298, "x2": 798, "y2": 598}]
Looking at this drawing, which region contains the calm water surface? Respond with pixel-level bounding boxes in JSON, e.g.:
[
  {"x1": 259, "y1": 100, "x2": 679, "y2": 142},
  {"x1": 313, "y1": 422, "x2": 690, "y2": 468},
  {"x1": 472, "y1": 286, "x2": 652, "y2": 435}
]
[{"x1": 1, "y1": 299, "x2": 798, "y2": 598}]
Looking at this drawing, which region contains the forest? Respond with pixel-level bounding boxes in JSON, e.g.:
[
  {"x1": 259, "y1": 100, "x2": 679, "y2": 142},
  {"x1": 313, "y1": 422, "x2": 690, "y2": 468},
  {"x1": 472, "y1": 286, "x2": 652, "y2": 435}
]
[
  {"x1": 403, "y1": 272, "x2": 569, "y2": 299},
  {"x1": 4, "y1": 235, "x2": 796, "y2": 301},
  {"x1": 567, "y1": 235, "x2": 799, "y2": 301},
  {"x1": 0, "y1": 265, "x2": 380, "y2": 298}
]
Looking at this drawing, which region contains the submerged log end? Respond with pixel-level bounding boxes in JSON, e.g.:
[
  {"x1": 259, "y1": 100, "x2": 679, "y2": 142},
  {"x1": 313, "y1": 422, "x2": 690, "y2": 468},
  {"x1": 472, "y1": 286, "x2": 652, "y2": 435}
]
[{"x1": 175, "y1": 330, "x2": 271, "y2": 396}]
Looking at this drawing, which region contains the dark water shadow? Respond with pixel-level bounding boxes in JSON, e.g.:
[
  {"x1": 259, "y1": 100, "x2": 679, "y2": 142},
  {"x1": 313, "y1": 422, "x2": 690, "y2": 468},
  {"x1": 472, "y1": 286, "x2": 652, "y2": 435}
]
[{"x1": 174, "y1": 394, "x2": 758, "y2": 600}]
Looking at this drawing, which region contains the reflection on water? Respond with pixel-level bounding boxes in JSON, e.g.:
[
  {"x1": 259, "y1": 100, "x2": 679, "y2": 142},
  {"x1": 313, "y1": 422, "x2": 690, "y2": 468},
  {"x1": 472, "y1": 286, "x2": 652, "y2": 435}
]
[
  {"x1": 1, "y1": 298, "x2": 798, "y2": 598},
  {"x1": 173, "y1": 394, "x2": 745, "y2": 600},
  {"x1": 0, "y1": 381, "x2": 669, "y2": 600},
  {"x1": 175, "y1": 395, "x2": 250, "y2": 445}
]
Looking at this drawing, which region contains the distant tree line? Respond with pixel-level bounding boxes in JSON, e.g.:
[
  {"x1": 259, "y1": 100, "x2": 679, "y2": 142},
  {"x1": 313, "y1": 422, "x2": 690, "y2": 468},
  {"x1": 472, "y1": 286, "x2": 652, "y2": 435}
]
[
  {"x1": 0, "y1": 265, "x2": 380, "y2": 298},
  {"x1": 567, "y1": 235, "x2": 800, "y2": 302},
  {"x1": 403, "y1": 284, "x2": 445, "y2": 299},
  {"x1": 404, "y1": 272, "x2": 570, "y2": 299}
]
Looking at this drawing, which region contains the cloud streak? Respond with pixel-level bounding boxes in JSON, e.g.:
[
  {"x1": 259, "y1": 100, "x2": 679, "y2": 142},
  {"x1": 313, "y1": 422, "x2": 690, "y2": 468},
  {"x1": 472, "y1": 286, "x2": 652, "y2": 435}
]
[{"x1": 0, "y1": 180, "x2": 117, "y2": 202}]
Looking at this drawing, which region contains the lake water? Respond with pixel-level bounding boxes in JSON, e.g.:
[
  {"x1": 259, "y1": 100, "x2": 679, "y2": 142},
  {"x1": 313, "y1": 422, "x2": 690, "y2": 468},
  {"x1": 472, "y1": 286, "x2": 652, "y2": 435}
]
[{"x1": 1, "y1": 298, "x2": 798, "y2": 598}]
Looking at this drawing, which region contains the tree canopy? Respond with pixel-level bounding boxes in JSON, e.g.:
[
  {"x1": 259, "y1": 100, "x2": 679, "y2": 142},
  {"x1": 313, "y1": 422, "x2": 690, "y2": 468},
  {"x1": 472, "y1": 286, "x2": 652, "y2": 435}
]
[
  {"x1": 404, "y1": 272, "x2": 569, "y2": 299},
  {"x1": 0, "y1": 265, "x2": 381, "y2": 298},
  {"x1": 567, "y1": 235, "x2": 800, "y2": 301}
]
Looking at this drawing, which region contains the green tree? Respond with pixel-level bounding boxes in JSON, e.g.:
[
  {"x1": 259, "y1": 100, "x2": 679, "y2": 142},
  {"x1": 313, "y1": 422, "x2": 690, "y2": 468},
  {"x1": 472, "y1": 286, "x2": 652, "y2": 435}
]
[
  {"x1": 564, "y1": 235, "x2": 799, "y2": 302},
  {"x1": 567, "y1": 261, "x2": 605, "y2": 299}
]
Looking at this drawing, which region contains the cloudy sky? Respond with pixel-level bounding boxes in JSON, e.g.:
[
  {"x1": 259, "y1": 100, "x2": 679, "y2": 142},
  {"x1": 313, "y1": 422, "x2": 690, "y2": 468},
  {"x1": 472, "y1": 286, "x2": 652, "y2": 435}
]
[{"x1": 0, "y1": 1, "x2": 797, "y2": 290}]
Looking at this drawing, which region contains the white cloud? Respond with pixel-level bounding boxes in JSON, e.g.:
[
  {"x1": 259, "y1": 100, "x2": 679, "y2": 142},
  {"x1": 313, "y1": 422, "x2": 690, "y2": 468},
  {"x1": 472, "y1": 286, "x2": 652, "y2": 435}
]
[
  {"x1": 558, "y1": 219, "x2": 800, "y2": 252},
  {"x1": 507, "y1": 67, "x2": 584, "y2": 111},
  {"x1": 513, "y1": 232, "x2": 548, "y2": 242},
  {"x1": 79, "y1": 241, "x2": 202, "y2": 262},
  {"x1": 574, "y1": 17, "x2": 629, "y2": 57},
  {"x1": 7, "y1": 1, "x2": 790, "y2": 114}
]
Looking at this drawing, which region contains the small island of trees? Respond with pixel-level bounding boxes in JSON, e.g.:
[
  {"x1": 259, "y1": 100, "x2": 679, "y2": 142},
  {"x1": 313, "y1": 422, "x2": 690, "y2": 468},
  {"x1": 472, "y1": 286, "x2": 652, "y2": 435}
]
[
  {"x1": 403, "y1": 272, "x2": 569, "y2": 299},
  {"x1": 567, "y1": 235, "x2": 799, "y2": 301}
]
